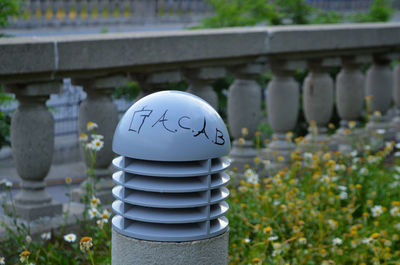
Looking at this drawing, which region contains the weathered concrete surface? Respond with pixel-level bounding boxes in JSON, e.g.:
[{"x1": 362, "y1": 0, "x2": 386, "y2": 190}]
[
  {"x1": 265, "y1": 71, "x2": 298, "y2": 169},
  {"x1": 2, "y1": 23, "x2": 400, "y2": 81},
  {"x1": 300, "y1": 65, "x2": 335, "y2": 152},
  {"x1": 71, "y1": 75, "x2": 121, "y2": 204},
  {"x1": 112, "y1": 229, "x2": 229, "y2": 265},
  {"x1": 365, "y1": 59, "x2": 393, "y2": 114},
  {"x1": 5, "y1": 81, "x2": 63, "y2": 220},
  {"x1": 336, "y1": 61, "x2": 365, "y2": 121},
  {"x1": 332, "y1": 59, "x2": 365, "y2": 150},
  {"x1": 228, "y1": 74, "x2": 261, "y2": 176},
  {"x1": 185, "y1": 67, "x2": 226, "y2": 109},
  {"x1": 303, "y1": 70, "x2": 334, "y2": 127},
  {"x1": 391, "y1": 64, "x2": 400, "y2": 141},
  {"x1": 228, "y1": 79, "x2": 261, "y2": 141},
  {"x1": 267, "y1": 72, "x2": 299, "y2": 134}
]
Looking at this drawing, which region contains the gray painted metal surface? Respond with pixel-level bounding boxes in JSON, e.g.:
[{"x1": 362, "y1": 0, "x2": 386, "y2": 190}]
[{"x1": 111, "y1": 90, "x2": 231, "y2": 242}]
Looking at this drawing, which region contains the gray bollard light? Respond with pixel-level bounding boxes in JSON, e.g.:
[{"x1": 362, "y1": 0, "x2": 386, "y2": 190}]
[{"x1": 111, "y1": 90, "x2": 231, "y2": 265}]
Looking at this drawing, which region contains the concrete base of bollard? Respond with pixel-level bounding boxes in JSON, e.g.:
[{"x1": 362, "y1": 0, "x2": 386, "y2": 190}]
[{"x1": 112, "y1": 228, "x2": 229, "y2": 265}]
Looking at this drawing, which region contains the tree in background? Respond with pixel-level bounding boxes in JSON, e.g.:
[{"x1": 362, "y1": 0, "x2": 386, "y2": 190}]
[
  {"x1": 351, "y1": 0, "x2": 395, "y2": 22},
  {"x1": 0, "y1": 0, "x2": 20, "y2": 27},
  {"x1": 200, "y1": 0, "x2": 395, "y2": 28},
  {"x1": 0, "y1": 0, "x2": 20, "y2": 147}
]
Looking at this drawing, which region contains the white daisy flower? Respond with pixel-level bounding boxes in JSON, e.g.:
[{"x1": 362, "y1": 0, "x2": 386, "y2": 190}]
[
  {"x1": 377, "y1": 129, "x2": 386, "y2": 135},
  {"x1": 91, "y1": 134, "x2": 104, "y2": 140},
  {"x1": 87, "y1": 121, "x2": 98, "y2": 131},
  {"x1": 339, "y1": 191, "x2": 348, "y2": 200},
  {"x1": 360, "y1": 168, "x2": 368, "y2": 176},
  {"x1": 362, "y1": 238, "x2": 372, "y2": 244},
  {"x1": 89, "y1": 208, "x2": 101, "y2": 219},
  {"x1": 101, "y1": 209, "x2": 111, "y2": 222},
  {"x1": 90, "y1": 139, "x2": 104, "y2": 151},
  {"x1": 391, "y1": 207, "x2": 400, "y2": 217},
  {"x1": 244, "y1": 169, "x2": 258, "y2": 184},
  {"x1": 41, "y1": 232, "x2": 51, "y2": 240},
  {"x1": 90, "y1": 197, "x2": 101, "y2": 208},
  {"x1": 64, "y1": 233, "x2": 77, "y2": 243},
  {"x1": 79, "y1": 133, "x2": 88, "y2": 142},
  {"x1": 371, "y1": 205, "x2": 383, "y2": 217},
  {"x1": 332, "y1": 237, "x2": 342, "y2": 245}
]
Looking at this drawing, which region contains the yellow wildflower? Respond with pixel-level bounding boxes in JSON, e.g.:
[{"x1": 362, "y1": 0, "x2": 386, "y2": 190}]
[
  {"x1": 80, "y1": 236, "x2": 93, "y2": 252},
  {"x1": 19, "y1": 250, "x2": 31, "y2": 263}
]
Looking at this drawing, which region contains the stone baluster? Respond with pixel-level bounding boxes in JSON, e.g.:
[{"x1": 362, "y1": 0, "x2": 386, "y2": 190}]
[
  {"x1": 130, "y1": 0, "x2": 138, "y2": 18},
  {"x1": 87, "y1": 0, "x2": 97, "y2": 21},
  {"x1": 366, "y1": 55, "x2": 393, "y2": 114},
  {"x1": 50, "y1": 0, "x2": 57, "y2": 23},
  {"x1": 227, "y1": 63, "x2": 264, "y2": 176},
  {"x1": 171, "y1": 0, "x2": 179, "y2": 15},
  {"x1": 75, "y1": 0, "x2": 84, "y2": 25},
  {"x1": 118, "y1": 0, "x2": 127, "y2": 22},
  {"x1": 98, "y1": 0, "x2": 107, "y2": 20},
  {"x1": 264, "y1": 61, "x2": 300, "y2": 169},
  {"x1": 109, "y1": 0, "x2": 117, "y2": 19},
  {"x1": 71, "y1": 74, "x2": 127, "y2": 203},
  {"x1": 31, "y1": 0, "x2": 41, "y2": 25},
  {"x1": 64, "y1": 0, "x2": 73, "y2": 25},
  {"x1": 133, "y1": 71, "x2": 182, "y2": 99},
  {"x1": 391, "y1": 63, "x2": 400, "y2": 141},
  {"x1": 4, "y1": 81, "x2": 63, "y2": 221},
  {"x1": 299, "y1": 59, "x2": 334, "y2": 152},
  {"x1": 184, "y1": 67, "x2": 226, "y2": 110},
  {"x1": 146, "y1": 0, "x2": 157, "y2": 19},
  {"x1": 365, "y1": 55, "x2": 393, "y2": 142},
  {"x1": 40, "y1": 0, "x2": 49, "y2": 26},
  {"x1": 332, "y1": 56, "x2": 366, "y2": 152}
]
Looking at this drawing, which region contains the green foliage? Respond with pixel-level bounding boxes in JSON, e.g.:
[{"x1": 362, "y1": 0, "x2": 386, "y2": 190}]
[
  {"x1": 351, "y1": 0, "x2": 394, "y2": 22},
  {"x1": 200, "y1": 0, "x2": 395, "y2": 28},
  {"x1": 0, "y1": 0, "x2": 21, "y2": 27},
  {"x1": 228, "y1": 143, "x2": 400, "y2": 264},
  {"x1": 0, "y1": 87, "x2": 13, "y2": 148},
  {"x1": 113, "y1": 81, "x2": 141, "y2": 101},
  {"x1": 200, "y1": 0, "x2": 278, "y2": 28},
  {"x1": 311, "y1": 10, "x2": 344, "y2": 24},
  {"x1": 275, "y1": 0, "x2": 314, "y2": 24}
]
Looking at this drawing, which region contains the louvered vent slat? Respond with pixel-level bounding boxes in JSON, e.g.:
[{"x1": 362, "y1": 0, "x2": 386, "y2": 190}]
[
  {"x1": 112, "y1": 157, "x2": 230, "y2": 177},
  {"x1": 112, "y1": 156, "x2": 230, "y2": 241}
]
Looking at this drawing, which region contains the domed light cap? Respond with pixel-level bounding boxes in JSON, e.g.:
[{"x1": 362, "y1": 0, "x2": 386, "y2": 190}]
[{"x1": 113, "y1": 91, "x2": 230, "y2": 161}]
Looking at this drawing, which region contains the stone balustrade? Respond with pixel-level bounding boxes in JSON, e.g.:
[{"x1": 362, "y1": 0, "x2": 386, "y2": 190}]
[
  {"x1": 8, "y1": 0, "x2": 400, "y2": 29},
  {"x1": 8, "y1": 0, "x2": 212, "y2": 29},
  {"x1": 1, "y1": 23, "x2": 400, "y2": 220}
]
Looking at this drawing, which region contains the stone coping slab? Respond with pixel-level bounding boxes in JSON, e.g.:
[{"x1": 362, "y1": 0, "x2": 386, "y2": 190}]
[{"x1": 1, "y1": 23, "x2": 400, "y2": 82}]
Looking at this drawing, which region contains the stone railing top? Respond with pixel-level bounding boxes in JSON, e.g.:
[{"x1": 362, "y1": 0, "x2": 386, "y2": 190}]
[{"x1": 1, "y1": 23, "x2": 400, "y2": 83}]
